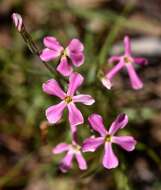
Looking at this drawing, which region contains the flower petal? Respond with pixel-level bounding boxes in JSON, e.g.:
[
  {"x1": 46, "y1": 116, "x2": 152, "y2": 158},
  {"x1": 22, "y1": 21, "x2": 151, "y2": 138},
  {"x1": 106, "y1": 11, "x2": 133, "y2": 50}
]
[
  {"x1": 69, "y1": 52, "x2": 85, "y2": 67},
  {"x1": 82, "y1": 137, "x2": 104, "y2": 152},
  {"x1": 67, "y1": 103, "x2": 84, "y2": 126},
  {"x1": 42, "y1": 79, "x2": 66, "y2": 99},
  {"x1": 108, "y1": 56, "x2": 121, "y2": 64},
  {"x1": 52, "y1": 143, "x2": 69, "y2": 154},
  {"x1": 67, "y1": 39, "x2": 84, "y2": 66},
  {"x1": 59, "y1": 151, "x2": 74, "y2": 173},
  {"x1": 67, "y1": 72, "x2": 84, "y2": 96},
  {"x1": 109, "y1": 113, "x2": 128, "y2": 135},
  {"x1": 43, "y1": 36, "x2": 63, "y2": 52},
  {"x1": 73, "y1": 94, "x2": 95, "y2": 105},
  {"x1": 102, "y1": 142, "x2": 119, "y2": 169},
  {"x1": 106, "y1": 60, "x2": 124, "y2": 81},
  {"x1": 112, "y1": 136, "x2": 137, "y2": 151},
  {"x1": 126, "y1": 63, "x2": 143, "y2": 90},
  {"x1": 88, "y1": 114, "x2": 107, "y2": 136},
  {"x1": 67, "y1": 38, "x2": 84, "y2": 53},
  {"x1": 40, "y1": 48, "x2": 60, "y2": 62},
  {"x1": 56, "y1": 56, "x2": 73, "y2": 77},
  {"x1": 45, "y1": 101, "x2": 66, "y2": 124},
  {"x1": 124, "y1": 35, "x2": 131, "y2": 55},
  {"x1": 134, "y1": 57, "x2": 148, "y2": 66},
  {"x1": 75, "y1": 152, "x2": 87, "y2": 170}
]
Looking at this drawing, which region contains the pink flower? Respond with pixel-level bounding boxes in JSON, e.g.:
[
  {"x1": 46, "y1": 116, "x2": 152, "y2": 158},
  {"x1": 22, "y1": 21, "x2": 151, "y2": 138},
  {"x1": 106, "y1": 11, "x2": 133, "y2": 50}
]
[
  {"x1": 11, "y1": 13, "x2": 23, "y2": 32},
  {"x1": 83, "y1": 113, "x2": 136, "y2": 169},
  {"x1": 40, "y1": 37, "x2": 85, "y2": 76},
  {"x1": 43, "y1": 72, "x2": 95, "y2": 127},
  {"x1": 101, "y1": 36, "x2": 148, "y2": 90},
  {"x1": 52, "y1": 141, "x2": 87, "y2": 173}
]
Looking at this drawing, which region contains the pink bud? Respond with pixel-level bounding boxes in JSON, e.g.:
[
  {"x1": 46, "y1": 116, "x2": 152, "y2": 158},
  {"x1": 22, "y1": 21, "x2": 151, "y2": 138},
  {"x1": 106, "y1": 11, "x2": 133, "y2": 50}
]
[{"x1": 11, "y1": 13, "x2": 23, "y2": 32}]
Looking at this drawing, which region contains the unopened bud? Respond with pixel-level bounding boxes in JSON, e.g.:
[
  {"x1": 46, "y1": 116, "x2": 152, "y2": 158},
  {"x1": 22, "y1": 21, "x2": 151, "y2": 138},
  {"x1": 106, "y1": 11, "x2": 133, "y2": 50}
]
[
  {"x1": 101, "y1": 76, "x2": 112, "y2": 90},
  {"x1": 12, "y1": 13, "x2": 23, "y2": 32}
]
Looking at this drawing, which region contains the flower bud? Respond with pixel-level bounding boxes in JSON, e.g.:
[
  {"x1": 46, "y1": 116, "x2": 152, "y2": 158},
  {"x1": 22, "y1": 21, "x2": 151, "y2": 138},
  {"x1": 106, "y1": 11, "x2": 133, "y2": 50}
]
[{"x1": 11, "y1": 13, "x2": 23, "y2": 32}]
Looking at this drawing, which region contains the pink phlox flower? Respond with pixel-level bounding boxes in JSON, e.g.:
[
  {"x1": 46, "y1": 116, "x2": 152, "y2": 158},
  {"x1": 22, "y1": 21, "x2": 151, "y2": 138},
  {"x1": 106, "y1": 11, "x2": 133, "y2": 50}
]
[
  {"x1": 52, "y1": 141, "x2": 87, "y2": 173},
  {"x1": 82, "y1": 113, "x2": 137, "y2": 169},
  {"x1": 42, "y1": 72, "x2": 95, "y2": 128},
  {"x1": 101, "y1": 36, "x2": 148, "y2": 90},
  {"x1": 40, "y1": 36, "x2": 85, "y2": 76}
]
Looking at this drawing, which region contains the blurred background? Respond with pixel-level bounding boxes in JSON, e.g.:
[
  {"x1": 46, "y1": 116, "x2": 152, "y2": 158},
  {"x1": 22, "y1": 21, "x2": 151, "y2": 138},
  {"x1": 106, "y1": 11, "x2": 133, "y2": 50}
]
[{"x1": 0, "y1": 0, "x2": 161, "y2": 189}]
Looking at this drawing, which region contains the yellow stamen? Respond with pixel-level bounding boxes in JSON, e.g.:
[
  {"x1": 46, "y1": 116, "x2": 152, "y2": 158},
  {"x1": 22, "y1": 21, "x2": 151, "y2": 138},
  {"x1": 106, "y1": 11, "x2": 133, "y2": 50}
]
[
  {"x1": 64, "y1": 96, "x2": 73, "y2": 104},
  {"x1": 62, "y1": 49, "x2": 67, "y2": 57},
  {"x1": 123, "y1": 56, "x2": 133, "y2": 64},
  {"x1": 72, "y1": 144, "x2": 81, "y2": 152},
  {"x1": 105, "y1": 134, "x2": 112, "y2": 142}
]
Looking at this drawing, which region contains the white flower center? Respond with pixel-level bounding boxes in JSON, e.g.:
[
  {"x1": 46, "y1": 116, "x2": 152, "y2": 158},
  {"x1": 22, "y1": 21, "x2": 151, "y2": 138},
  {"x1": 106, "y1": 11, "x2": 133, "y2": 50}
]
[{"x1": 71, "y1": 144, "x2": 81, "y2": 153}]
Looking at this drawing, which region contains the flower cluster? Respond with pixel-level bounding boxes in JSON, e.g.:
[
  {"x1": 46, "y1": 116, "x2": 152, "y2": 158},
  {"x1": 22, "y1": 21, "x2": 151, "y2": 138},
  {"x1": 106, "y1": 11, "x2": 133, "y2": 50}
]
[
  {"x1": 40, "y1": 36, "x2": 137, "y2": 172},
  {"x1": 12, "y1": 13, "x2": 146, "y2": 173}
]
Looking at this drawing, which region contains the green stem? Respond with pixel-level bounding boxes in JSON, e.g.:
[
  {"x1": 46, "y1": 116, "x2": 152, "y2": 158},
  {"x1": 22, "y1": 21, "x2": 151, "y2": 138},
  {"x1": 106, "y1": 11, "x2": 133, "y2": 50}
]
[
  {"x1": 15, "y1": 22, "x2": 68, "y2": 86},
  {"x1": 20, "y1": 26, "x2": 61, "y2": 77}
]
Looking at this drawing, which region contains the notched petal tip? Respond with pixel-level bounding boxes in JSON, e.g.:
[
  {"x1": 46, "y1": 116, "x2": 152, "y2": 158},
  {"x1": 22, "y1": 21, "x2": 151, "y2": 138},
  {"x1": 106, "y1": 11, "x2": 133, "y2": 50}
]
[
  {"x1": 88, "y1": 114, "x2": 107, "y2": 136},
  {"x1": 67, "y1": 72, "x2": 84, "y2": 96},
  {"x1": 43, "y1": 36, "x2": 64, "y2": 52},
  {"x1": 42, "y1": 79, "x2": 65, "y2": 99},
  {"x1": 56, "y1": 56, "x2": 73, "y2": 77},
  {"x1": 109, "y1": 113, "x2": 128, "y2": 135},
  {"x1": 112, "y1": 136, "x2": 137, "y2": 152},
  {"x1": 68, "y1": 38, "x2": 84, "y2": 52},
  {"x1": 66, "y1": 39, "x2": 85, "y2": 67},
  {"x1": 117, "y1": 113, "x2": 128, "y2": 129},
  {"x1": 117, "y1": 113, "x2": 127, "y2": 125}
]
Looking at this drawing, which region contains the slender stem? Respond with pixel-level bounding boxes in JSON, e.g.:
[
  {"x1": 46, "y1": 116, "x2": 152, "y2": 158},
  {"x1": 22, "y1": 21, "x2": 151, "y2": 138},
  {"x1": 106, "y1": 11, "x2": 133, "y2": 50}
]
[
  {"x1": 14, "y1": 18, "x2": 67, "y2": 86},
  {"x1": 20, "y1": 25, "x2": 59, "y2": 76}
]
